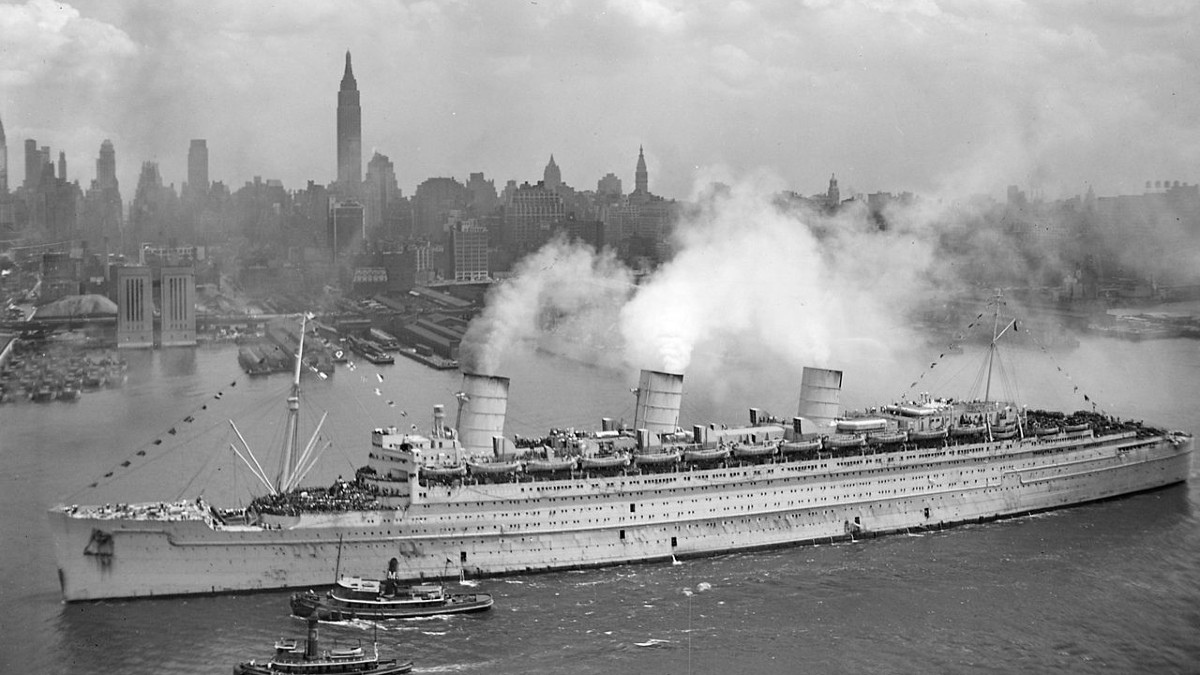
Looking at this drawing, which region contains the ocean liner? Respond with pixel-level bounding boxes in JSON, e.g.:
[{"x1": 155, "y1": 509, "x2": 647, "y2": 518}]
[{"x1": 47, "y1": 312, "x2": 1193, "y2": 602}]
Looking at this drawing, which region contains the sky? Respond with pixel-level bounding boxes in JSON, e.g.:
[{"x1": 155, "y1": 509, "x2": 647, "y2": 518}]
[{"x1": 1, "y1": 0, "x2": 1198, "y2": 202}]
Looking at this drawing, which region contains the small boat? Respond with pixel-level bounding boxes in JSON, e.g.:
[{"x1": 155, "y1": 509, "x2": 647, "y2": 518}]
[
  {"x1": 825, "y1": 433, "x2": 866, "y2": 450},
  {"x1": 732, "y1": 442, "x2": 779, "y2": 460},
  {"x1": 420, "y1": 464, "x2": 467, "y2": 480},
  {"x1": 951, "y1": 424, "x2": 986, "y2": 438},
  {"x1": 58, "y1": 381, "x2": 81, "y2": 401},
  {"x1": 991, "y1": 426, "x2": 1019, "y2": 440},
  {"x1": 907, "y1": 427, "x2": 948, "y2": 442},
  {"x1": 633, "y1": 449, "x2": 681, "y2": 466},
  {"x1": 466, "y1": 459, "x2": 523, "y2": 475},
  {"x1": 30, "y1": 383, "x2": 55, "y2": 402},
  {"x1": 683, "y1": 446, "x2": 730, "y2": 463},
  {"x1": 1033, "y1": 425, "x2": 1060, "y2": 437},
  {"x1": 524, "y1": 456, "x2": 578, "y2": 472},
  {"x1": 579, "y1": 452, "x2": 630, "y2": 469},
  {"x1": 291, "y1": 574, "x2": 494, "y2": 621},
  {"x1": 1063, "y1": 422, "x2": 1091, "y2": 434},
  {"x1": 234, "y1": 616, "x2": 413, "y2": 674},
  {"x1": 780, "y1": 437, "x2": 822, "y2": 454},
  {"x1": 868, "y1": 430, "x2": 907, "y2": 445}
]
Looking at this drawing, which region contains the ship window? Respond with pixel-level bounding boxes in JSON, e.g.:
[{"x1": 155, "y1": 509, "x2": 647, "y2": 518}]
[
  {"x1": 671, "y1": 536, "x2": 677, "y2": 547},
  {"x1": 460, "y1": 551, "x2": 467, "y2": 563},
  {"x1": 630, "y1": 504, "x2": 636, "y2": 513},
  {"x1": 620, "y1": 529, "x2": 626, "y2": 540}
]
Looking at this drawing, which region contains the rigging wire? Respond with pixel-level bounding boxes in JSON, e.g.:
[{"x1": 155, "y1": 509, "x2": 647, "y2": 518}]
[
  {"x1": 64, "y1": 374, "x2": 278, "y2": 500},
  {"x1": 898, "y1": 311, "x2": 986, "y2": 401}
]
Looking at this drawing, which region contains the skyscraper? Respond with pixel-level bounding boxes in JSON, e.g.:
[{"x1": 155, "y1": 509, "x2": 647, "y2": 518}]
[
  {"x1": 337, "y1": 51, "x2": 362, "y2": 191},
  {"x1": 544, "y1": 155, "x2": 561, "y2": 192},
  {"x1": 187, "y1": 139, "x2": 209, "y2": 198},
  {"x1": 96, "y1": 139, "x2": 117, "y2": 189},
  {"x1": 25, "y1": 138, "x2": 39, "y2": 189},
  {"x1": 0, "y1": 113, "x2": 7, "y2": 194},
  {"x1": 364, "y1": 151, "x2": 398, "y2": 236},
  {"x1": 84, "y1": 139, "x2": 123, "y2": 245},
  {"x1": 634, "y1": 146, "x2": 648, "y2": 195}
]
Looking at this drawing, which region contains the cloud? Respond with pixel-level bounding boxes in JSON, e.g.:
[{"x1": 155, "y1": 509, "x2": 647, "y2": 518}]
[
  {"x1": 2, "y1": 0, "x2": 1197, "y2": 201},
  {"x1": 0, "y1": 0, "x2": 138, "y2": 88}
]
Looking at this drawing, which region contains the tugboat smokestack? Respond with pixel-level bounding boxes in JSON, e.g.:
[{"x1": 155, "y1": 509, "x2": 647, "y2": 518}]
[{"x1": 305, "y1": 616, "x2": 319, "y2": 659}]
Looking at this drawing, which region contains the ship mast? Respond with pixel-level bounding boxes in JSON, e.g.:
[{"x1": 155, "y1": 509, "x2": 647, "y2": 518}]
[
  {"x1": 983, "y1": 289, "x2": 1017, "y2": 404},
  {"x1": 277, "y1": 314, "x2": 308, "y2": 492}
]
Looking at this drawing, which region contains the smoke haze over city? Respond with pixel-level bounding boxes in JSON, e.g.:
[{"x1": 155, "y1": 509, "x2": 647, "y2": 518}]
[{"x1": 2, "y1": 0, "x2": 1198, "y2": 200}]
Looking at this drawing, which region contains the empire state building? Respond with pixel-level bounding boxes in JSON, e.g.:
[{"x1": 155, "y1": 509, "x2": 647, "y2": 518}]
[{"x1": 337, "y1": 51, "x2": 362, "y2": 189}]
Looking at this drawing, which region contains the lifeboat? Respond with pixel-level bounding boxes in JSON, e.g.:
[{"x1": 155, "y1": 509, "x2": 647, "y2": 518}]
[
  {"x1": 868, "y1": 430, "x2": 908, "y2": 445},
  {"x1": 420, "y1": 464, "x2": 466, "y2": 479},
  {"x1": 633, "y1": 450, "x2": 681, "y2": 466},
  {"x1": 837, "y1": 418, "x2": 887, "y2": 433},
  {"x1": 733, "y1": 443, "x2": 779, "y2": 459},
  {"x1": 683, "y1": 446, "x2": 730, "y2": 463},
  {"x1": 466, "y1": 460, "x2": 523, "y2": 475},
  {"x1": 579, "y1": 453, "x2": 630, "y2": 469},
  {"x1": 907, "y1": 427, "x2": 948, "y2": 441},
  {"x1": 524, "y1": 456, "x2": 578, "y2": 472},
  {"x1": 1033, "y1": 425, "x2": 1060, "y2": 437},
  {"x1": 991, "y1": 426, "x2": 1019, "y2": 440},
  {"x1": 780, "y1": 438, "x2": 822, "y2": 454},
  {"x1": 951, "y1": 424, "x2": 986, "y2": 437},
  {"x1": 1063, "y1": 422, "x2": 1090, "y2": 433},
  {"x1": 824, "y1": 433, "x2": 866, "y2": 450}
]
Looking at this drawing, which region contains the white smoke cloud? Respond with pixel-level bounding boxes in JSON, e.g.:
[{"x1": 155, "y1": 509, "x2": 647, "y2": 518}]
[
  {"x1": 463, "y1": 170, "x2": 948, "y2": 412},
  {"x1": 459, "y1": 236, "x2": 634, "y2": 375},
  {"x1": 612, "y1": 173, "x2": 945, "y2": 411}
]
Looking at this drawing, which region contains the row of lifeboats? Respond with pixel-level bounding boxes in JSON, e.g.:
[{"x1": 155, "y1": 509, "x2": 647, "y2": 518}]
[
  {"x1": 820, "y1": 420, "x2": 1092, "y2": 450},
  {"x1": 418, "y1": 421, "x2": 1096, "y2": 478}
]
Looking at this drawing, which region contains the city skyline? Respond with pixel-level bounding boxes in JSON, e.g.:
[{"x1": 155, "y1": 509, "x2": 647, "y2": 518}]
[{"x1": 1, "y1": 1, "x2": 1198, "y2": 202}]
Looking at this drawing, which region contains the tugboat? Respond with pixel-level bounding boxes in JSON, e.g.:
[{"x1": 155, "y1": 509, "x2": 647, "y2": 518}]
[
  {"x1": 234, "y1": 616, "x2": 413, "y2": 674},
  {"x1": 291, "y1": 558, "x2": 494, "y2": 621}
]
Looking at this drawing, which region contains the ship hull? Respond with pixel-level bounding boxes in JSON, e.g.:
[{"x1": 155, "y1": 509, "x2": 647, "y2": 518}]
[{"x1": 50, "y1": 432, "x2": 1191, "y2": 602}]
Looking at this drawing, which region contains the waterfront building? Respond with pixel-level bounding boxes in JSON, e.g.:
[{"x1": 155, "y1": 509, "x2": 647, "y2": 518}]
[
  {"x1": 160, "y1": 266, "x2": 197, "y2": 346},
  {"x1": 116, "y1": 266, "x2": 154, "y2": 348},
  {"x1": 336, "y1": 51, "x2": 362, "y2": 193}
]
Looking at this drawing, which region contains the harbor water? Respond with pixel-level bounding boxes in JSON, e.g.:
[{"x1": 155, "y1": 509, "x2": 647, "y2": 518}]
[{"x1": 2, "y1": 337, "x2": 1198, "y2": 674}]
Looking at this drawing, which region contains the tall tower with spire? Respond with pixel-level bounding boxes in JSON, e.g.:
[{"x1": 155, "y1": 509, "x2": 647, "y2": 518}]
[
  {"x1": 543, "y1": 155, "x2": 561, "y2": 191},
  {"x1": 336, "y1": 51, "x2": 362, "y2": 190},
  {"x1": 96, "y1": 139, "x2": 117, "y2": 189},
  {"x1": 826, "y1": 173, "x2": 840, "y2": 206},
  {"x1": 0, "y1": 113, "x2": 7, "y2": 194},
  {"x1": 634, "y1": 146, "x2": 648, "y2": 194}
]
